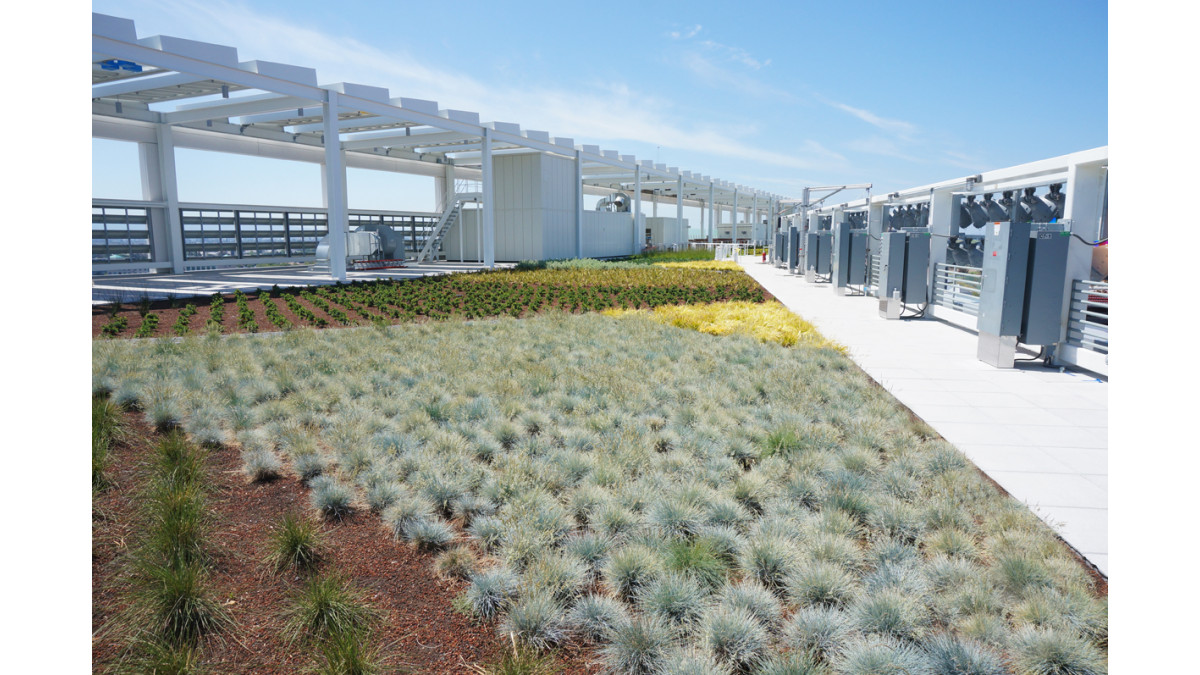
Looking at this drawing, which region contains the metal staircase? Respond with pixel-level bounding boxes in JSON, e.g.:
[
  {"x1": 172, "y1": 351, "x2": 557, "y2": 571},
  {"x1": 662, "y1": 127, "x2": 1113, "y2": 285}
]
[{"x1": 414, "y1": 200, "x2": 462, "y2": 263}]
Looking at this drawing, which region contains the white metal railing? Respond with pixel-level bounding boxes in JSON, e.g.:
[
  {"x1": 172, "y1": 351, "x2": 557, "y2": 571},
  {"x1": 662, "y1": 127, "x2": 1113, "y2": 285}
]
[
  {"x1": 868, "y1": 254, "x2": 880, "y2": 290},
  {"x1": 933, "y1": 263, "x2": 983, "y2": 317},
  {"x1": 1067, "y1": 280, "x2": 1108, "y2": 354}
]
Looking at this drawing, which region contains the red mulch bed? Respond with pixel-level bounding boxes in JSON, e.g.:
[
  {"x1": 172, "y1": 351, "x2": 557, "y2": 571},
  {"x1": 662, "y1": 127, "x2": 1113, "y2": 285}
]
[{"x1": 92, "y1": 412, "x2": 601, "y2": 673}]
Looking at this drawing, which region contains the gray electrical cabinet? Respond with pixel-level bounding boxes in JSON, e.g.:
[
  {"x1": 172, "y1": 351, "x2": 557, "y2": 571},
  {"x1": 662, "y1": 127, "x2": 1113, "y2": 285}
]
[
  {"x1": 806, "y1": 231, "x2": 832, "y2": 282},
  {"x1": 775, "y1": 232, "x2": 785, "y2": 266},
  {"x1": 903, "y1": 231, "x2": 931, "y2": 304},
  {"x1": 805, "y1": 231, "x2": 820, "y2": 281},
  {"x1": 832, "y1": 222, "x2": 870, "y2": 294},
  {"x1": 849, "y1": 230, "x2": 868, "y2": 284},
  {"x1": 877, "y1": 230, "x2": 931, "y2": 318},
  {"x1": 878, "y1": 232, "x2": 906, "y2": 317},
  {"x1": 978, "y1": 221, "x2": 1032, "y2": 367},
  {"x1": 1021, "y1": 224, "x2": 1071, "y2": 346},
  {"x1": 787, "y1": 227, "x2": 800, "y2": 272},
  {"x1": 831, "y1": 222, "x2": 851, "y2": 294}
]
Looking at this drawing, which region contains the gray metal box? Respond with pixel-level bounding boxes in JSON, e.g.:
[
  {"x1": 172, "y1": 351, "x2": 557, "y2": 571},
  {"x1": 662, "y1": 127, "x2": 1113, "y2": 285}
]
[
  {"x1": 787, "y1": 227, "x2": 800, "y2": 272},
  {"x1": 816, "y1": 232, "x2": 832, "y2": 274},
  {"x1": 849, "y1": 231, "x2": 868, "y2": 285},
  {"x1": 902, "y1": 231, "x2": 931, "y2": 304},
  {"x1": 877, "y1": 232, "x2": 905, "y2": 300},
  {"x1": 805, "y1": 231, "x2": 820, "y2": 280},
  {"x1": 1021, "y1": 225, "x2": 1071, "y2": 345},
  {"x1": 831, "y1": 221, "x2": 851, "y2": 290},
  {"x1": 978, "y1": 221, "x2": 1031, "y2": 341}
]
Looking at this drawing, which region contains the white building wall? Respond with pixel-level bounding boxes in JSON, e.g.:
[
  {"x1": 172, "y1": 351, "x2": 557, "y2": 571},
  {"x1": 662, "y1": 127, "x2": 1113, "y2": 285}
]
[
  {"x1": 582, "y1": 211, "x2": 637, "y2": 258},
  {"x1": 445, "y1": 153, "x2": 641, "y2": 261},
  {"x1": 540, "y1": 154, "x2": 577, "y2": 260}
]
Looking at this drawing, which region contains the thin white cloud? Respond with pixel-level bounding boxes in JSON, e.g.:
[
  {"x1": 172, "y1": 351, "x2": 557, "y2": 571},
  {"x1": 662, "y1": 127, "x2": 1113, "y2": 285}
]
[
  {"x1": 669, "y1": 24, "x2": 703, "y2": 39},
  {"x1": 816, "y1": 95, "x2": 916, "y2": 139},
  {"x1": 846, "y1": 137, "x2": 924, "y2": 163},
  {"x1": 678, "y1": 52, "x2": 792, "y2": 100},
  {"x1": 699, "y1": 40, "x2": 770, "y2": 69}
]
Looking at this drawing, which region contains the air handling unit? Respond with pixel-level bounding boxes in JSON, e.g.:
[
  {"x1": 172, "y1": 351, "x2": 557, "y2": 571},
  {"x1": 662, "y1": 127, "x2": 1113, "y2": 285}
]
[
  {"x1": 877, "y1": 229, "x2": 932, "y2": 319},
  {"x1": 976, "y1": 221, "x2": 1072, "y2": 368}
]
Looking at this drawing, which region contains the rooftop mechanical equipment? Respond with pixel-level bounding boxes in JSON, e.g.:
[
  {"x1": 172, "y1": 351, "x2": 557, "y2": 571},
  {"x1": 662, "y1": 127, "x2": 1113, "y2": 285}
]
[
  {"x1": 976, "y1": 220, "x2": 1072, "y2": 368},
  {"x1": 831, "y1": 219, "x2": 869, "y2": 296},
  {"x1": 877, "y1": 229, "x2": 932, "y2": 319}
]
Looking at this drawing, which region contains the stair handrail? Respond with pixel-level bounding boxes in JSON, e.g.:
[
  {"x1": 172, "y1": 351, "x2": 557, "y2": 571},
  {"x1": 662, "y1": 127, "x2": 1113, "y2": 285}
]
[{"x1": 415, "y1": 199, "x2": 462, "y2": 263}]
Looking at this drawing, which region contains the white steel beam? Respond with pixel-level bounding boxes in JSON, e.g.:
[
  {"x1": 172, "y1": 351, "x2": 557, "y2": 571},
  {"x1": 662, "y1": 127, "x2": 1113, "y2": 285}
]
[
  {"x1": 163, "y1": 94, "x2": 314, "y2": 125},
  {"x1": 322, "y1": 90, "x2": 348, "y2": 281}
]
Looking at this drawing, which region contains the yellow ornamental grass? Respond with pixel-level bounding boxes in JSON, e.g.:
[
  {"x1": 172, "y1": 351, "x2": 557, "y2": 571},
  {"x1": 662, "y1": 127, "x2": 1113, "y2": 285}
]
[
  {"x1": 604, "y1": 300, "x2": 846, "y2": 352},
  {"x1": 653, "y1": 260, "x2": 744, "y2": 272}
]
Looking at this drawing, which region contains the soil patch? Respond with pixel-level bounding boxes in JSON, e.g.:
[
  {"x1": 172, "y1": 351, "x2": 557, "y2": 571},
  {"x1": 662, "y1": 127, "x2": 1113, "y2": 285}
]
[{"x1": 92, "y1": 411, "x2": 600, "y2": 673}]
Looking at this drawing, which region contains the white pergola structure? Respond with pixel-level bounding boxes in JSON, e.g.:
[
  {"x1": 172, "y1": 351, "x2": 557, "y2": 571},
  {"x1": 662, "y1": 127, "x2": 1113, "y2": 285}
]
[{"x1": 92, "y1": 13, "x2": 782, "y2": 280}]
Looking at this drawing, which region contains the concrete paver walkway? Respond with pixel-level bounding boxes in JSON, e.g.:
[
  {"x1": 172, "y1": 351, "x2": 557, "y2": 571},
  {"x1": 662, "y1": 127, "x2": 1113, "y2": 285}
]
[{"x1": 741, "y1": 258, "x2": 1108, "y2": 576}]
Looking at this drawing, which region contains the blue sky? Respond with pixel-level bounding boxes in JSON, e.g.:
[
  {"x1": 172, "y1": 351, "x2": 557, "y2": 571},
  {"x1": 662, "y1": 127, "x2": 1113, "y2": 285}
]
[{"x1": 92, "y1": 0, "x2": 1108, "y2": 220}]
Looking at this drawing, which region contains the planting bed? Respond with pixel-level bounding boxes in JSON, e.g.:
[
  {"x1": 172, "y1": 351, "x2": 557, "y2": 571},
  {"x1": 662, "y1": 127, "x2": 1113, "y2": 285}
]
[
  {"x1": 93, "y1": 307, "x2": 1107, "y2": 674},
  {"x1": 92, "y1": 264, "x2": 766, "y2": 339}
]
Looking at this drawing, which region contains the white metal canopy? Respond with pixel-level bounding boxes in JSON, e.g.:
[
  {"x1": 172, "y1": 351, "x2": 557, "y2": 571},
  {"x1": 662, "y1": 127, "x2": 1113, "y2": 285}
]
[{"x1": 93, "y1": 11, "x2": 782, "y2": 277}]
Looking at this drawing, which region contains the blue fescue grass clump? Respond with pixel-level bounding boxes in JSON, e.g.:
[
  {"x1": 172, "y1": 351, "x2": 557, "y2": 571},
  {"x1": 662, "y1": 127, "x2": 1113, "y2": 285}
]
[
  {"x1": 309, "y1": 476, "x2": 356, "y2": 520},
  {"x1": 781, "y1": 605, "x2": 854, "y2": 663},
  {"x1": 94, "y1": 311, "x2": 1107, "y2": 668},
  {"x1": 500, "y1": 591, "x2": 567, "y2": 652},
  {"x1": 638, "y1": 572, "x2": 710, "y2": 630},
  {"x1": 700, "y1": 606, "x2": 769, "y2": 673},
  {"x1": 921, "y1": 633, "x2": 1006, "y2": 675},
  {"x1": 658, "y1": 647, "x2": 731, "y2": 675},
  {"x1": 601, "y1": 614, "x2": 678, "y2": 675},
  {"x1": 850, "y1": 587, "x2": 932, "y2": 642},
  {"x1": 466, "y1": 567, "x2": 520, "y2": 620},
  {"x1": 567, "y1": 594, "x2": 628, "y2": 643},
  {"x1": 715, "y1": 580, "x2": 782, "y2": 630},
  {"x1": 604, "y1": 545, "x2": 664, "y2": 601},
  {"x1": 838, "y1": 636, "x2": 933, "y2": 675},
  {"x1": 785, "y1": 562, "x2": 858, "y2": 609},
  {"x1": 1009, "y1": 627, "x2": 1108, "y2": 675}
]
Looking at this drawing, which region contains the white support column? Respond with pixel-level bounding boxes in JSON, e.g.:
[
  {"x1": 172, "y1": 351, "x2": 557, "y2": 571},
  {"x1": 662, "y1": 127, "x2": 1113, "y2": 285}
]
[
  {"x1": 752, "y1": 194, "x2": 758, "y2": 244},
  {"x1": 925, "y1": 189, "x2": 953, "y2": 307},
  {"x1": 575, "y1": 150, "x2": 584, "y2": 258},
  {"x1": 139, "y1": 128, "x2": 185, "y2": 274},
  {"x1": 652, "y1": 190, "x2": 658, "y2": 218},
  {"x1": 437, "y1": 163, "x2": 456, "y2": 212},
  {"x1": 676, "y1": 177, "x2": 684, "y2": 245},
  {"x1": 732, "y1": 189, "x2": 739, "y2": 247},
  {"x1": 633, "y1": 167, "x2": 642, "y2": 253},
  {"x1": 1055, "y1": 160, "x2": 1106, "y2": 363},
  {"x1": 322, "y1": 90, "x2": 348, "y2": 281},
  {"x1": 481, "y1": 128, "x2": 495, "y2": 268},
  {"x1": 707, "y1": 183, "x2": 715, "y2": 244}
]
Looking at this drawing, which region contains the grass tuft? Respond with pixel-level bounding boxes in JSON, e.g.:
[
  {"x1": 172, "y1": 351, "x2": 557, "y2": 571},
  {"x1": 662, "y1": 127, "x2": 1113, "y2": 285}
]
[
  {"x1": 1009, "y1": 627, "x2": 1108, "y2": 675},
  {"x1": 283, "y1": 572, "x2": 380, "y2": 644},
  {"x1": 265, "y1": 512, "x2": 326, "y2": 574}
]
